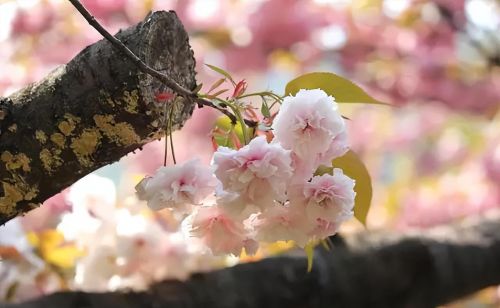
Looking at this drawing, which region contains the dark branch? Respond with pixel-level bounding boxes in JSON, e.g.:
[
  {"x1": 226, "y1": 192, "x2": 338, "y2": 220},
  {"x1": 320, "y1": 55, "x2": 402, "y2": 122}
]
[
  {"x1": 67, "y1": 0, "x2": 195, "y2": 98},
  {"x1": 5, "y1": 211, "x2": 500, "y2": 308},
  {"x1": 68, "y1": 0, "x2": 244, "y2": 125}
]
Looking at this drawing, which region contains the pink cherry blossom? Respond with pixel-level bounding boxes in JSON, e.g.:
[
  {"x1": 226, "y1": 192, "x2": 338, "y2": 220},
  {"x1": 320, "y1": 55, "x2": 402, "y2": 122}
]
[
  {"x1": 307, "y1": 218, "x2": 341, "y2": 240},
  {"x1": 135, "y1": 159, "x2": 217, "y2": 213},
  {"x1": 212, "y1": 136, "x2": 293, "y2": 208},
  {"x1": 252, "y1": 203, "x2": 310, "y2": 247},
  {"x1": 315, "y1": 130, "x2": 349, "y2": 167},
  {"x1": 291, "y1": 130, "x2": 350, "y2": 181},
  {"x1": 300, "y1": 170, "x2": 356, "y2": 223},
  {"x1": 214, "y1": 190, "x2": 257, "y2": 219},
  {"x1": 187, "y1": 205, "x2": 251, "y2": 256},
  {"x1": 272, "y1": 89, "x2": 348, "y2": 171}
]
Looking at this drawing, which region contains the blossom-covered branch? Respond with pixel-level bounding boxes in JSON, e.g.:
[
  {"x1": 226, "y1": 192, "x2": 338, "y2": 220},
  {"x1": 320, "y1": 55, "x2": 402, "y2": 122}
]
[{"x1": 136, "y1": 89, "x2": 356, "y2": 259}]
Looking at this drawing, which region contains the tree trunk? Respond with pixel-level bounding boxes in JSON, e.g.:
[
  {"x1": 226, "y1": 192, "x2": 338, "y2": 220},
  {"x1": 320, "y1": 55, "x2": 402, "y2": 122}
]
[
  {"x1": 5, "y1": 211, "x2": 500, "y2": 308},
  {"x1": 0, "y1": 11, "x2": 196, "y2": 224}
]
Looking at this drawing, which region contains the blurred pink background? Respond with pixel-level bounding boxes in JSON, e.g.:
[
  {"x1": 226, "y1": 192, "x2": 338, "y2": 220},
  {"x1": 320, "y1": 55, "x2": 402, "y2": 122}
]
[{"x1": 0, "y1": 0, "x2": 499, "y2": 305}]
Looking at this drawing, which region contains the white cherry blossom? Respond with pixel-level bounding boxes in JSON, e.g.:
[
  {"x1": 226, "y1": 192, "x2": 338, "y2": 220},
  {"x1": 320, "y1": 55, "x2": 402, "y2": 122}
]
[{"x1": 135, "y1": 159, "x2": 217, "y2": 213}]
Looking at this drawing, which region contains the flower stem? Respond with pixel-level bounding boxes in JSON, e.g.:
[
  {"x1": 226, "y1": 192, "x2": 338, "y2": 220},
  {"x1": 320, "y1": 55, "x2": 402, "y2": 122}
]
[{"x1": 168, "y1": 102, "x2": 177, "y2": 164}]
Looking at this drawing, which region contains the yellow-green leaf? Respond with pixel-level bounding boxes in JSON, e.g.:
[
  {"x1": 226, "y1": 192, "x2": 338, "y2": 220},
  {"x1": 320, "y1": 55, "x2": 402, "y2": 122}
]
[
  {"x1": 205, "y1": 64, "x2": 236, "y2": 86},
  {"x1": 320, "y1": 238, "x2": 332, "y2": 251},
  {"x1": 285, "y1": 72, "x2": 386, "y2": 104},
  {"x1": 46, "y1": 245, "x2": 84, "y2": 269},
  {"x1": 304, "y1": 241, "x2": 315, "y2": 272},
  {"x1": 213, "y1": 115, "x2": 244, "y2": 148},
  {"x1": 332, "y1": 150, "x2": 372, "y2": 226},
  {"x1": 26, "y1": 230, "x2": 84, "y2": 269},
  {"x1": 4, "y1": 282, "x2": 19, "y2": 301}
]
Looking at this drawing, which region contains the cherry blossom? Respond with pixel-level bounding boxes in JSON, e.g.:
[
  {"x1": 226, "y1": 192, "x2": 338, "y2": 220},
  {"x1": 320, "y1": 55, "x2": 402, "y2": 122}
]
[
  {"x1": 135, "y1": 159, "x2": 217, "y2": 213},
  {"x1": 307, "y1": 218, "x2": 341, "y2": 241},
  {"x1": 315, "y1": 130, "x2": 349, "y2": 167},
  {"x1": 187, "y1": 205, "x2": 251, "y2": 256},
  {"x1": 252, "y1": 204, "x2": 310, "y2": 247},
  {"x1": 299, "y1": 170, "x2": 355, "y2": 223},
  {"x1": 272, "y1": 89, "x2": 347, "y2": 173},
  {"x1": 213, "y1": 136, "x2": 293, "y2": 208},
  {"x1": 214, "y1": 190, "x2": 256, "y2": 219}
]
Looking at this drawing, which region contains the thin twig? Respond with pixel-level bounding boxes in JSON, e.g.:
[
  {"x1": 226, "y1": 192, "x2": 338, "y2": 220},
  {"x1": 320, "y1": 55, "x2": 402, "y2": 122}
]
[
  {"x1": 168, "y1": 105, "x2": 177, "y2": 164},
  {"x1": 163, "y1": 103, "x2": 169, "y2": 166},
  {"x1": 196, "y1": 97, "x2": 257, "y2": 126},
  {"x1": 68, "y1": 0, "x2": 195, "y2": 98},
  {"x1": 68, "y1": 0, "x2": 258, "y2": 128}
]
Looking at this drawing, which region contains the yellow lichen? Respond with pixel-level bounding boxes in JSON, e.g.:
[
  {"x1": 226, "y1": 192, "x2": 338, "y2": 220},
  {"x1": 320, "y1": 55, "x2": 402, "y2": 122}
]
[
  {"x1": 64, "y1": 113, "x2": 81, "y2": 122},
  {"x1": 40, "y1": 148, "x2": 63, "y2": 173},
  {"x1": 39, "y1": 149, "x2": 53, "y2": 171},
  {"x1": 122, "y1": 90, "x2": 139, "y2": 114},
  {"x1": 0, "y1": 174, "x2": 39, "y2": 215},
  {"x1": 58, "y1": 114, "x2": 80, "y2": 136},
  {"x1": 58, "y1": 121, "x2": 73, "y2": 136},
  {"x1": 0, "y1": 182, "x2": 23, "y2": 214},
  {"x1": 2, "y1": 182, "x2": 23, "y2": 202},
  {"x1": 70, "y1": 129, "x2": 102, "y2": 167},
  {"x1": 93, "y1": 114, "x2": 140, "y2": 146},
  {"x1": 50, "y1": 133, "x2": 66, "y2": 148},
  {"x1": 1, "y1": 151, "x2": 31, "y2": 172},
  {"x1": 35, "y1": 130, "x2": 48, "y2": 144},
  {"x1": 0, "y1": 151, "x2": 12, "y2": 162},
  {"x1": 24, "y1": 189, "x2": 38, "y2": 201},
  {"x1": 114, "y1": 122, "x2": 141, "y2": 145}
]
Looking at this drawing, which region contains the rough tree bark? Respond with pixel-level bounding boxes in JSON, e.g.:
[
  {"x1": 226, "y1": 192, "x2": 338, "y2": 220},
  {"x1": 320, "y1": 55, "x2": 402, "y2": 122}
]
[
  {"x1": 4, "y1": 211, "x2": 500, "y2": 308},
  {"x1": 0, "y1": 11, "x2": 196, "y2": 224}
]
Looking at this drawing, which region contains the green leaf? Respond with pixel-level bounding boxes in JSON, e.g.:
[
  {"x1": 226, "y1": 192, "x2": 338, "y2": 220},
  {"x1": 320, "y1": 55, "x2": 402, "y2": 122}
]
[
  {"x1": 207, "y1": 78, "x2": 226, "y2": 94},
  {"x1": 332, "y1": 150, "x2": 372, "y2": 226},
  {"x1": 304, "y1": 241, "x2": 315, "y2": 272},
  {"x1": 320, "y1": 238, "x2": 331, "y2": 251},
  {"x1": 213, "y1": 115, "x2": 244, "y2": 148},
  {"x1": 260, "y1": 99, "x2": 271, "y2": 118},
  {"x1": 205, "y1": 89, "x2": 229, "y2": 99},
  {"x1": 314, "y1": 165, "x2": 333, "y2": 176},
  {"x1": 205, "y1": 64, "x2": 236, "y2": 86},
  {"x1": 285, "y1": 72, "x2": 387, "y2": 105}
]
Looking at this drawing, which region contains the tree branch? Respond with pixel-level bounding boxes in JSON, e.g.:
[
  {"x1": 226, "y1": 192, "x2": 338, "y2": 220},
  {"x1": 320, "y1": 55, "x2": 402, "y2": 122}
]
[
  {"x1": 68, "y1": 0, "x2": 247, "y2": 126},
  {"x1": 0, "y1": 11, "x2": 196, "y2": 224},
  {"x1": 68, "y1": 0, "x2": 195, "y2": 98},
  {"x1": 5, "y1": 211, "x2": 500, "y2": 308}
]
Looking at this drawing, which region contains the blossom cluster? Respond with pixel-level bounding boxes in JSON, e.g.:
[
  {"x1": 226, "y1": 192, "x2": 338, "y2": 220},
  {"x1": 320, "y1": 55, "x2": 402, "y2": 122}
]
[{"x1": 136, "y1": 89, "x2": 355, "y2": 255}]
